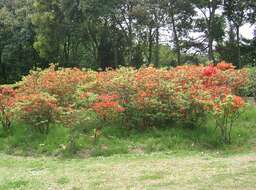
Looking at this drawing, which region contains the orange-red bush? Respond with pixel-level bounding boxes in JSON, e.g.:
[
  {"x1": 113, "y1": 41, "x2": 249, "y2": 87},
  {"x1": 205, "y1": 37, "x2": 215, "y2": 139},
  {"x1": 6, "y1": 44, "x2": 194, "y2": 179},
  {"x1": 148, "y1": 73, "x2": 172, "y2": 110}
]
[
  {"x1": 9, "y1": 62, "x2": 248, "y2": 140},
  {"x1": 0, "y1": 86, "x2": 16, "y2": 129},
  {"x1": 15, "y1": 93, "x2": 59, "y2": 133}
]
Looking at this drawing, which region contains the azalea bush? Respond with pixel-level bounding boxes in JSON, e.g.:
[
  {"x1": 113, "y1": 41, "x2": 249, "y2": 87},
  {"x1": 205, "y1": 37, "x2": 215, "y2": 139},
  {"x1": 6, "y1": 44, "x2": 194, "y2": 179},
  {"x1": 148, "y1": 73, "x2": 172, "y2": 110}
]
[
  {"x1": 0, "y1": 86, "x2": 16, "y2": 130},
  {"x1": 91, "y1": 94, "x2": 125, "y2": 121},
  {"x1": 214, "y1": 95, "x2": 245, "y2": 144},
  {"x1": 238, "y1": 67, "x2": 256, "y2": 100},
  {"x1": 15, "y1": 93, "x2": 59, "y2": 134},
  {"x1": 2, "y1": 61, "x2": 248, "y2": 143},
  {"x1": 250, "y1": 68, "x2": 256, "y2": 100},
  {"x1": 18, "y1": 65, "x2": 90, "y2": 106}
]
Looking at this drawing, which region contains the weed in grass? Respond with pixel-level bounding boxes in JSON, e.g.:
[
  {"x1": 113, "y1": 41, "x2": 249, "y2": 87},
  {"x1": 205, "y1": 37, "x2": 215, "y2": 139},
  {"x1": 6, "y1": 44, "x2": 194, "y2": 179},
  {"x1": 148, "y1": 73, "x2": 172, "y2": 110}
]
[
  {"x1": 71, "y1": 187, "x2": 82, "y2": 190},
  {"x1": 139, "y1": 172, "x2": 164, "y2": 181},
  {"x1": 57, "y1": 177, "x2": 70, "y2": 185},
  {"x1": 0, "y1": 180, "x2": 29, "y2": 190}
]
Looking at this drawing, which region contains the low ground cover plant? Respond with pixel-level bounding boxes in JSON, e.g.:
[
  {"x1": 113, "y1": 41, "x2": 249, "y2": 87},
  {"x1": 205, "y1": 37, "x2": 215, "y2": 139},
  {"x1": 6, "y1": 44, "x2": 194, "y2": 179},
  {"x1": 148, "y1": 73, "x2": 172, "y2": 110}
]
[{"x1": 0, "y1": 62, "x2": 250, "y2": 148}]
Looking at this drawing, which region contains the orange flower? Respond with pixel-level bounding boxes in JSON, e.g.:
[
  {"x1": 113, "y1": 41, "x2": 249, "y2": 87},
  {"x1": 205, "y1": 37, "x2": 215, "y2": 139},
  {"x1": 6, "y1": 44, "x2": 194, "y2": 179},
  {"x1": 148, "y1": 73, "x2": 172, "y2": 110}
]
[
  {"x1": 233, "y1": 96, "x2": 245, "y2": 109},
  {"x1": 216, "y1": 61, "x2": 235, "y2": 71}
]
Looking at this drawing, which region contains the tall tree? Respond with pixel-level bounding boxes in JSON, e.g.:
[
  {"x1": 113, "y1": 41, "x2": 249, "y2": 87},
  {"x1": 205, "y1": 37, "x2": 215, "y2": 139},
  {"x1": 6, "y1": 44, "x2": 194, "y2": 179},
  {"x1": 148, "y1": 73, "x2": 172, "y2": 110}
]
[
  {"x1": 31, "y1": 0, "x2": 65, "y2": 65},
  {"x1": 224, "y1": 0, "x2": 254, "y2": 68},
  {"x1": 164, "y1": 0, "x2": 195, "y2": 65},
  {"x1": 0, "y1": 3, "x2": 17, "y2": 83},
  {"x1": 81, "y1": 0, "x2": 127, "y2": 69},
  {"x1": 193, "y1": 0, "x2": 225, "y2": 63}
]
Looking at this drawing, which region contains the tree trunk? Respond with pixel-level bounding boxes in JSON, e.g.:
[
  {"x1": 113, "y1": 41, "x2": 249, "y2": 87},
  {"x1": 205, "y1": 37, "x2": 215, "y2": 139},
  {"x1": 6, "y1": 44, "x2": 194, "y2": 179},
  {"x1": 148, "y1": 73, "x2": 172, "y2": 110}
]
[
  {"x1": 113, "y1": 31, "x2": 118, "y2": 68},
  {"x1": 170, "y1": 11, "x2": 181, "y2": 66},
  {"x1": 0, "y1": 49, "x2": 2, "y2": 75},
  {"x1": 236, "y1": 25, "x2": 241, "y2": 68},
  {"x1": 87, "y1": 21, "x2": 100, "y2": 67},
  {"x1": 148, "y1": 28, "x2": 153, "y2": 65},
  {"x1": 228, "y1": 21, "x2": 235, "y2": 43},
  {"x1": 127, "y1": 5, "x2": 133, "y2": 66},
  {"x1": 208, "y1": 1, "x2": 217, "y2": 64},
  {"x1": 67, "y1": 35, "x2": 71, "y2": 66},
  {"x1": 154, "y1": 26, "x2": 160, "y2": 67},
  {"x1": 208, "y1": 36, "x2": 214, "y2": 62},
  {"x1": 0, "y1": 48, "x2": 7, "y2": 84},
  {"x1": 128, "y1": 33, "x2": 133, "y2": 66},
  {"x1": 63, "y1": 35, "x2": 71, "y2": 67}
]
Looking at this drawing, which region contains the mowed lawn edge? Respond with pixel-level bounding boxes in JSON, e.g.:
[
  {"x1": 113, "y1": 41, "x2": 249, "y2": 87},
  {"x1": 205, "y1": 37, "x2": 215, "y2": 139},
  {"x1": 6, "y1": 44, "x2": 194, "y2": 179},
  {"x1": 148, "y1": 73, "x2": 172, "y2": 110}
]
[{"x1": 0, "y1": 151, "x2": 256, "y2": 190}]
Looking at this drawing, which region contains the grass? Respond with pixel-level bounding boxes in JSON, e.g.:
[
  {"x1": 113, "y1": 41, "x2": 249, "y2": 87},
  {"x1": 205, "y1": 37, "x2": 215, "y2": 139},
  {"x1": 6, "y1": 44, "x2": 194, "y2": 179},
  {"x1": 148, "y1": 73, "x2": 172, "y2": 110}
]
[
  {"x1": 0, "y1": 106, "x2": 255, "y2": 189},
  {"x1": 0, "y1": 152, "x2": 256, "y2": 190},
  {"x1": 0, "y1": 106, "x2": 256, "y2": 157}
]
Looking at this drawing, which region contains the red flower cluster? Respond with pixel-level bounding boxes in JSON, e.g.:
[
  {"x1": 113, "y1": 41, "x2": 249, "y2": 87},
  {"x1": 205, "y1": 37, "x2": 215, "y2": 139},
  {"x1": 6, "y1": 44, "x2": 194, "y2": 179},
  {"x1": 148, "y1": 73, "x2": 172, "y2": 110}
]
[
  {"x1": 203, "y1": 65, "x2": 218, "y2": 77},
  {"x1": 91, "y1": 94, "x2": 125, "y2": 120}
]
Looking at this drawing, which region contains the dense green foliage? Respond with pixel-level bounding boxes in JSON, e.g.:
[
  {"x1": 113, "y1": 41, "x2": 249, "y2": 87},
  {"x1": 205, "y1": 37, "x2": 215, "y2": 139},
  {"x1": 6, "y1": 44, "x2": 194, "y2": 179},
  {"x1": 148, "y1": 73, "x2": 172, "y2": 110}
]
[{"x1": 0, "y1": 0, "x2": 255, "y2": 83}]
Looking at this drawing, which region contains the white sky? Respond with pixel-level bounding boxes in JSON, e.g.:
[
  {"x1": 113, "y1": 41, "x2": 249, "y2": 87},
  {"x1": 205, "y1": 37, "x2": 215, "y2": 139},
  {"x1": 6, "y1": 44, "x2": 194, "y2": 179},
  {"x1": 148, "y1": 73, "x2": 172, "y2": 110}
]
[
  {"x1": 160, "y1": 23, "x2": 255, "y2": 46},
  {"x1": 195, "y1": 7, "x2": 255, "y2": 40},
  {"x1": 241, "y1": 23, "x2": 255, "y2": 39},
  {"x1": 159, "y1": 8, "x2": 255, "y2": 46}
]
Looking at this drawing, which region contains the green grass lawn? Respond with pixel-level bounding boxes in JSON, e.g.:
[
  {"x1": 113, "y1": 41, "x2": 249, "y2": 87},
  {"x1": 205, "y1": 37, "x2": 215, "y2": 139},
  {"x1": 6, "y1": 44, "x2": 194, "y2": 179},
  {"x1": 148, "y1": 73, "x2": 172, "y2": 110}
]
[
  {"x1": 0, "y1": 152, "x2": 256, "y2": 190},
  {"x1": 0, "y1": 106, "x2": 255, "y2": 190},
  {"x1": 1, "y1": 106, "x2": 256, "y2": 157}
]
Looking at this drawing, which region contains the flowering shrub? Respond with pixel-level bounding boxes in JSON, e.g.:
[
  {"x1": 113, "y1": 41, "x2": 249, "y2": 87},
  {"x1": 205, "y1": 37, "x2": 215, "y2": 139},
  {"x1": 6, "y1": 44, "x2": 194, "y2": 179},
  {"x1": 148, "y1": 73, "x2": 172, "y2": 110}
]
[
  {"x1": 238, "y1": 67, "x2": 256, "y2": 100},
  {"x1": 15, "y1": 93, "x2": 59, "y2": 133},
  {"x1": 0, "y1": 86, "x2": 16, "y2": 130},
  {"x1": 248, "y1": 68, "x2": 256, "y2": 100},
  {"x1": 91, "y1": 94, "x2": 125, "y2": 121},
  {"x1": 76, "y1": 63, "x2": 247, "y2": 133},
  {"x1": 216, "y1": 61, "x2": 235, "y2": 71},
  {"x1": 18, "y1": 64, "x2": 90, "y2": 106},
  {"x1": 214, "y1": 95, "x2": 245, "y2": 143},
  {"x1": 203, "y1": 65, "x2": 218, "y2": 77},
  {"x1": 3, "y1": 62, "x2": 248, "y2": 143}
]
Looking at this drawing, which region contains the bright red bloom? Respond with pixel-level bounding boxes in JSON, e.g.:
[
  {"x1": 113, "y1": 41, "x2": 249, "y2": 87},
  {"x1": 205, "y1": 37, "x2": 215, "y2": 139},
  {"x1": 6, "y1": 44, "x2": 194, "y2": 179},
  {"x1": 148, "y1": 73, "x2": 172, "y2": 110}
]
[{"x1": 203, "y1": 65, "x2": 218, "y2": 77}]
